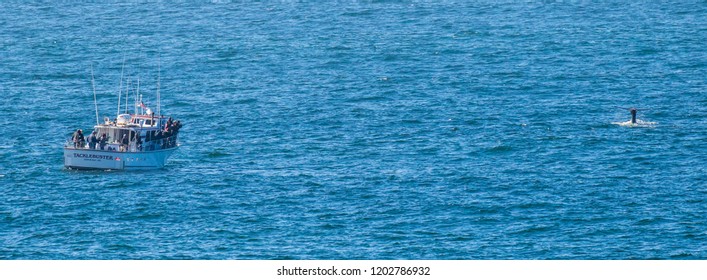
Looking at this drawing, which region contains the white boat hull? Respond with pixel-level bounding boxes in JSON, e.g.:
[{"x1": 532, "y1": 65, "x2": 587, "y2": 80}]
[{"x1": 64, "y1": 147, "x2": 177, "y2": 170}]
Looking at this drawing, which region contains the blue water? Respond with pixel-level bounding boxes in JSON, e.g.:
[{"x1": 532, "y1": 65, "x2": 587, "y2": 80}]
[{"x1": 1, "y1": 2, "x2": 705, "y2": 259}]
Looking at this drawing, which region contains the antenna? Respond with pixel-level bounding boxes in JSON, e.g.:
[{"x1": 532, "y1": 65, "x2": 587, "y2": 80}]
[
  {"x1": 136, "y1": 77, "x2": 140, "y2": 115},
  {"x1": 117, "y1": 55, "x2": 125, "y2": 118},
  {"x1": 125, "y1": 78, "x2": 130, "y2": 114},
  {"x1": 91, "y1": 63, "x2": 99, "y2": 125},
  {"x1": 157, "y1": 52, "x2": 161, "y2": 117}
]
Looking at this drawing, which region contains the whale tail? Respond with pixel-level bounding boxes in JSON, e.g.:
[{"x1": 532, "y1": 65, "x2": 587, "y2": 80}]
[{"x1": 616, "y1": 107, "x2": 649, "y2": 124}]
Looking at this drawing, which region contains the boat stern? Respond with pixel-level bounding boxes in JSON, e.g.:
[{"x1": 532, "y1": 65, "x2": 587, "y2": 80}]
[{"x1": 64, "y1": 148, "x2": 125, "y2": 170}]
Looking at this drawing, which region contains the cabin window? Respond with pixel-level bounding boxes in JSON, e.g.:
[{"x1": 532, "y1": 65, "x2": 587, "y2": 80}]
[
  {"x1": 96, "y1": 128, "x2": 109, "y2": 140},
  {"x1": 112, "y1": 129, "x2": 133, "y2": 143}
]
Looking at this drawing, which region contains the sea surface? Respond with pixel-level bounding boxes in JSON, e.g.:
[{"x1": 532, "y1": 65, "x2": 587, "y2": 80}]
[{"x1": 0, "y1": 1, "x2": 705, "y2": 259}]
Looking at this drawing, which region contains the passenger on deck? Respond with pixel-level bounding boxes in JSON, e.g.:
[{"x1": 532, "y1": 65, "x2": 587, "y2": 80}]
[
  {"x1": 171, "y1": 120, "x2": 182, "y2": 134},
  {"x1": 99, "y1": 133, "x2": 108, "y2": 150},
  {"x1": 88, "y1": 131, "x2": 98, "y2": 149},
  {"x1": 72, "y1": 129, "x2": 85, "y2": 148},
  {"x1": 121, "y1": 134, "x2": 129, "y2": 152},
  {"x1": 135, "y1": 133, "x2": 143, "y2": 151},
  {"x1": 164, "y1": 127, "x2": 173, "y2": 148},
  {"x1": 163, "y1": 119, "x2": 172, "y2": 132}
]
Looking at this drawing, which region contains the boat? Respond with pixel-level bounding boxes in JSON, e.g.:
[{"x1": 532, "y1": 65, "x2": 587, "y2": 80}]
[{"x1": 64, "y1": 63, "x2": 182, "y2": 170}]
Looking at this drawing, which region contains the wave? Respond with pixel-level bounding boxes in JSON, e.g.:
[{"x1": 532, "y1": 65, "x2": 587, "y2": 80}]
[
  {"x1": 487, "y1": 144, "x2": 513, "y2": 152},
  {"x1": 207, "y1": 149, "x2": 231, "y2": 158}
]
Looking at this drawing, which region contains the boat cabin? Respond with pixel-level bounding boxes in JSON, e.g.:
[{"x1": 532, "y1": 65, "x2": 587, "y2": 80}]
[{"x1": 87, "y1": 113, "x2": 181, "y2": 152}]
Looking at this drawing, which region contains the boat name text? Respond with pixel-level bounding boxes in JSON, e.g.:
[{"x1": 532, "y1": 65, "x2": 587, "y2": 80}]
[{"x1": 74, "y1": 153, "x2": 114, "y2": 160}]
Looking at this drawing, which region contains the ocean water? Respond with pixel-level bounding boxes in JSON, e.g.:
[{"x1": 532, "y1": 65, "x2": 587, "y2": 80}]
[{"x1": 0, "y1": 1, "x2": 705, "y2": 259}]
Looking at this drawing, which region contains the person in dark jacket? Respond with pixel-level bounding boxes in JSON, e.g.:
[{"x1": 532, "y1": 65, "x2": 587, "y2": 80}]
[
  {"x1": 134, "y1": 133, "x2": 143, "y2": 151},
  {"x1": 87, "y1": 131, "x2": 98, "y2": 149},
  {"x1": 98, "y1": 133, "x2": 108, "y2": 150},
  {"x1": 171, "y1": 121, "x2": 182, "y2": 134},
  {"x1": 121, "y1": 134, "x2": 129, "y2": 152},
  {"x1": 72, "y1": 129, "x2": 85, "y2": 148}
]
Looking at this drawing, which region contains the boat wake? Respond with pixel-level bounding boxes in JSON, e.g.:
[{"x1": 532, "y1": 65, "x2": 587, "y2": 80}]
[{"x1": 612, "y1": 119, "x2": 657, "y2": 128}]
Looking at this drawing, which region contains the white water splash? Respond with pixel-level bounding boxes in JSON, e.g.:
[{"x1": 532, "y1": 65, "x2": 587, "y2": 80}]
[{"x1": 612, "y1": 119, "x2": 657, "y2": 128}]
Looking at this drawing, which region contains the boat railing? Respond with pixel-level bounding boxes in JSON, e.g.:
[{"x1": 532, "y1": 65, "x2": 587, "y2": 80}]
[
  {"x1": 140, "y1": 135, "x2": 179, "y2": 152},
  {"x1": 66, "y1": 134, "x2": 179, "y2": 152},
  {"x1": 65, "y1": 139, "x2": 85, "y2": 149}
]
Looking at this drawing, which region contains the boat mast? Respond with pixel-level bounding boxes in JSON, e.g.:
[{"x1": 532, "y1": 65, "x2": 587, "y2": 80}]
[
  {"x1": 157, "y1": 53, "x2": 161, "y2": 117},
  {"x1": 125, "y1": 78, "x2": 130, "y2": 114},
  {"x1": 136, "y1": 77, "x2": 140, "y2": 115},
  {"x1": 117, "y1": 55, "x2": 125, "y2": 118},
  {"x1": 91, "y1": 63, "x2": 99, "y2": 125}
]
